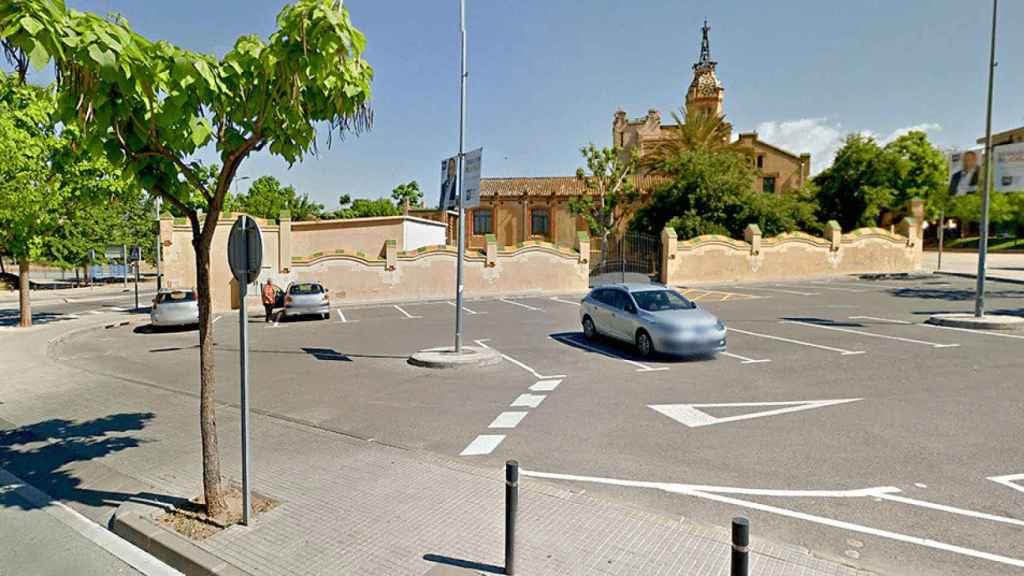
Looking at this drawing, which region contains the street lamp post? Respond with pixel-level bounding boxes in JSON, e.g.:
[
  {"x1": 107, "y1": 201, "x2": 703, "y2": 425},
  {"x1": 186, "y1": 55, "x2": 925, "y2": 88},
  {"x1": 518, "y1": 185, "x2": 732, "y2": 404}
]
[
  {"x1": 454, "y1": 0, "x2": 467, "y2": 352},
  {"x1": 975, "y1": 0, "x2": 998, "y2": 318}
]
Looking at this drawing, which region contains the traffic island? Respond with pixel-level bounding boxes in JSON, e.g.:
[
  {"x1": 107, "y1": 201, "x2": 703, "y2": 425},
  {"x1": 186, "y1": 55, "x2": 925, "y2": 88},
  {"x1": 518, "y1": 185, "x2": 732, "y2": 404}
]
[
  {"x1": 927, "y1": 313, "x2": 1024, "y2": 330},
  {"x1": 408, "y1": 345, "x2": 502, "y2": 368}
]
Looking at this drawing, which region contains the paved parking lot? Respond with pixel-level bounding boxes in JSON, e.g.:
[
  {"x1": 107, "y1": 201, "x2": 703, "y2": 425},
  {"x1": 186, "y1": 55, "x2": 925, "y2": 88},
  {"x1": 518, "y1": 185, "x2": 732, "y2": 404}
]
[{"x1": 52, "y1": 273, "x2": 1024, "y2": 576}]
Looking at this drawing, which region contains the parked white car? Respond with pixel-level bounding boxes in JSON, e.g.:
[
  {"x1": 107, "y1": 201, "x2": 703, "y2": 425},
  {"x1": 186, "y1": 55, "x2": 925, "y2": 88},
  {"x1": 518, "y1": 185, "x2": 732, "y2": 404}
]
[
  {"x1": 150, "y1": 289, "x2": 199, "y2": 328},
  {"x1": 283, "y1": 282, "x2": 330, "y2": 320}
]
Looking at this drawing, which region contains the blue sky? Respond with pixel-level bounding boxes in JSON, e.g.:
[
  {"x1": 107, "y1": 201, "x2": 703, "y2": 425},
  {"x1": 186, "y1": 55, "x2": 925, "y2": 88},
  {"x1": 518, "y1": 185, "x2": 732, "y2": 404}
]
[{"x1": 53, "y1": 1, "x2": 1024, "y2": 207}]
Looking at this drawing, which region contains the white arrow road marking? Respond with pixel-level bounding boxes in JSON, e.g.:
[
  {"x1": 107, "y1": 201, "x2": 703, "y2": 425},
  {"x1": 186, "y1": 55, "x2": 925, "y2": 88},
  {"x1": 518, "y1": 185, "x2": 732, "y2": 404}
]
[
  {"x1": 780, "y1": 320, "x2": 959, "y2": 348},
  {"x1": 719, "y1": 351, "x2": 771, "y2": 364},
  {"x1": 500, "y1": 297, "x2": 542, "y2": 311},
  {"x1": 649, "y1": 398, "x2": 862, "y2": 428},
  {"x1": 728, "y1": 327, "x2": 865, "y2": 355},
  {"x1": 519, "y1": 469, "x2": 1024, "y2": 570},
  {"x1": 989, "y1": 474, "x2": 1024, "y2": 495}
]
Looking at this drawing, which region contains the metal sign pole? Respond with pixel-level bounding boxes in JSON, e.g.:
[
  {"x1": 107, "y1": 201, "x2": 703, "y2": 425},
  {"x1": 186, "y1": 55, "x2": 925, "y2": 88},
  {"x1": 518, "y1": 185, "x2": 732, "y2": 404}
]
[
  {"x1": 155, "y1": 196, "x2": 163, "y2": 292},
  {"x1": 454, "y1": 0, "x2": 467, "y2": 353},
  {"x1": 239, "y1": 218, "x2": 252, "y2": 526},
  {"x1": 937, "y1": 209, "x2": 945, "y2": 271},
  {"x1": 134, "y1": 258, "x2": 140, "y2": 311},
  {"x1": 975, "y1": 0, "x2": 998, "y2": 318},
  {"x1": 122, "y1": 244, "x2": 128, "y2": 290}
]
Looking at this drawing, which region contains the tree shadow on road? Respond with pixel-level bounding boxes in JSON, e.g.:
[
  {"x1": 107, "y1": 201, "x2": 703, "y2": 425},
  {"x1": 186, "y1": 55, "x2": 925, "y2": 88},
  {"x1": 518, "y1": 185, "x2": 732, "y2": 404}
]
[
  {"x1": 0, "y1": 309, "x2": 72, "y2": 328},
  {"x1": 0, "y1": 413, "x2": 183, "y2": 514}
]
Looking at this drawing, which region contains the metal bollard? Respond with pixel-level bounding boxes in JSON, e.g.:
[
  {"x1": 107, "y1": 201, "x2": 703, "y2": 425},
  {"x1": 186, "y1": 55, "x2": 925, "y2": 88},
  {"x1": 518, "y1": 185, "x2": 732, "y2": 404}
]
[
  {"x1": 731, "y1": 517, "x2": 749, "y2": 576},
  {"x1": 505, "y1": 460, "x2": 519, "y2": 575}
]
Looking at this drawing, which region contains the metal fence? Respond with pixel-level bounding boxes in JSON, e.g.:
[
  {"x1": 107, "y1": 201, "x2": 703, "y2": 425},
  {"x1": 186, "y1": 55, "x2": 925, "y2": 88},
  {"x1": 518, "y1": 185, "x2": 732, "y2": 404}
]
[{"x1": 589, "y1": 231, "x2": 662, "y2": 286}]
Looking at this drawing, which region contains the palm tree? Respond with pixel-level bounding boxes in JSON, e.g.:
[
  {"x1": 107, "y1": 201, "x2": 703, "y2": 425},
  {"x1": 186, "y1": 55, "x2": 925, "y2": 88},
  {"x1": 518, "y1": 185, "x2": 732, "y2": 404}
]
[
  {"x1": 391, "y1": 180, "x2": 422, "y2": 212},
  {"x1": 641, "y1": 107, "x2": 750, "y2": 172}
]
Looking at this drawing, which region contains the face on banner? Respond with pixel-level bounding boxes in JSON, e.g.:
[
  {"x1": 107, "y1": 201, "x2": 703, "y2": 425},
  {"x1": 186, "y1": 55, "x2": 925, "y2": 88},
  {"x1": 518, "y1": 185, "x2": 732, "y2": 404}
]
[
  {"x1": 438, "y1": 156, "x2": 459, "y2": 211},
  {"x1": 947, "y1": 149, "x2": 983, "y2": 196},
  {"x1": 993, "y1": 142, "x2": 1024, "y2": 193}
]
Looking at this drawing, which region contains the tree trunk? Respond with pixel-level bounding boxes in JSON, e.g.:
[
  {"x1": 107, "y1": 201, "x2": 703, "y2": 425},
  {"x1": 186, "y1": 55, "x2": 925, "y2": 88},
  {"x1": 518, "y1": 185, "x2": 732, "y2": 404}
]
[
  {"x1": 1, "y1": 255, "x2": 6, "y2": 274},
  {"x1": 194, "y1": 242, "x2": 228, "y2": 520},
  {"x1": 18, "y1": 258, "x2": 31, "y2": 328}
]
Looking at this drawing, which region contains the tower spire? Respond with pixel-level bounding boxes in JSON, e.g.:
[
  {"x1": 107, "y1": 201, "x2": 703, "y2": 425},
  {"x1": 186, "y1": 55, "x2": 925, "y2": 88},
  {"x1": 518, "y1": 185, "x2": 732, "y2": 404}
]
[{"x1": 695, "y1": 18, "x2": 715, "y2": 70}]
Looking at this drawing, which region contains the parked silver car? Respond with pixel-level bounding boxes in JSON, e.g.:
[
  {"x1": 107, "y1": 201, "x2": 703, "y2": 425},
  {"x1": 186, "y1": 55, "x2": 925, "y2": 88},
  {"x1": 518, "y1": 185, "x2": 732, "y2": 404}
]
[
  {"x1": 580, "y1": 284, "x2": 726, "y2": 358},
  {"x1": 283, "y1": 282, "x2": 330, "y2": 320},
  {"x1": 150, "y1": 289, "x2": 199, "y2": 328}
]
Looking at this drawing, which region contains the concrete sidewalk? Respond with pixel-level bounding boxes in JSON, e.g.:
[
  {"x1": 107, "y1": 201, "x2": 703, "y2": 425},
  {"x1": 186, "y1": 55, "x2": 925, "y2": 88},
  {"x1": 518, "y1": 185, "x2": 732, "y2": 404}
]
[
  {"x1": 925, "y1": 250, "x2": 1024, "y2": 284},
  {"x1": 1, "y1": 319, "x2": 869, "y2": 576}
]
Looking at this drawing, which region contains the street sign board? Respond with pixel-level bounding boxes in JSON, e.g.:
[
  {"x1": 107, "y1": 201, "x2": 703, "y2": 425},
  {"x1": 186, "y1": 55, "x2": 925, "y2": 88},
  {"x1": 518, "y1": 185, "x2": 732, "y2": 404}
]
[
  {"x1": 463, "y1": 148, "x2": 483, "y2": 209},
  {"x1": 104, "y1": 245, "x2": 125, "y2": 261},
  {"x1": 129, "y1": 246, "x2": 142, "y2": 262},
  {"x1": 228, "y1": 215, "x2": 263, "y2": 286}
]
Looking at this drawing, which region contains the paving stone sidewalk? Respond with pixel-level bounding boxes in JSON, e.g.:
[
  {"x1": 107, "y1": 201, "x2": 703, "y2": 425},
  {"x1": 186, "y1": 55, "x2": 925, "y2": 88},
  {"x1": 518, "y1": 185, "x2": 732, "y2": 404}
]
[{"x1": 1, "y1": 319, "x2": 870, "y2": 576}]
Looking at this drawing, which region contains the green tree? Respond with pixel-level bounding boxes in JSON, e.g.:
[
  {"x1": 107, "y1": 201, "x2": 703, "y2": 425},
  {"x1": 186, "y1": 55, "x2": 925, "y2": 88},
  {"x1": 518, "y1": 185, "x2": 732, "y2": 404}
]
[
  {"x1": 236, "y1": 175, "x2": 323, "y2": 221},
  {"x1": 568, "y1": 144, "x2": 640, "y2": 244},
  {"x1": 640, "y1": 107, "x2": 747, "y2": 172},
  {"x1": 813, "y1": 134, "x2": 899, "y2": 230},
  {"x1": 390, "y1": 180, "x2": 422, "y2": 211},
  {"x1": 1, "y1": 0, "x2": 373, "y2": 520},
  {"x1": 332, "y1": 196, "x2": 401, "y2": 219},
  {"x1": 884, "y1": 131, "x2": 948, "y2": 220}
]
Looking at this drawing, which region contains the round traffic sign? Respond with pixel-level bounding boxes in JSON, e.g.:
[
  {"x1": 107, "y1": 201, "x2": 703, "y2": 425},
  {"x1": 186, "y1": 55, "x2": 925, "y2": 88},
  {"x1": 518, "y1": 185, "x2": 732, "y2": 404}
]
[{"x1": 228, "y1": 215, "x2": 263, "y2": 285}]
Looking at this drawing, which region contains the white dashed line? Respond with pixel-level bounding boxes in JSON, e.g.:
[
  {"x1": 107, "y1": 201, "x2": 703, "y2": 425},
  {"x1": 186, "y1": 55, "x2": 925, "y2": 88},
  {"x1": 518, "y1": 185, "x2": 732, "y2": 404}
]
[
  {"x1": 500, "y1": 297, "x2": 542, "y2": 311},
  {"x1": 489, "y1": 411, "x2": 527, "y2": 429},
  {"x1": 510, "y1": 393, "x2": 546, "y2": 408},
  {"x1": 780, "y1": 320, "x2": 959, "y2": 349},
  {"x1": 719, "y1": 351, "x2": 772, "y2": 364},
  {"x1": 729, "y1": 327, "x2": 865, "y2": 355},
  {"x1": 550, "y1": 296, "x2": 581, "y2": 306},
  {"x1": 393, "y1": 305, "x2": 421, "y2": 319},
  {"x1": 530, "y1": 379, "x2": 562, "y2": 392},
  {"x1": 459, "y1": 434, "x2": 506, "y2": 456}
]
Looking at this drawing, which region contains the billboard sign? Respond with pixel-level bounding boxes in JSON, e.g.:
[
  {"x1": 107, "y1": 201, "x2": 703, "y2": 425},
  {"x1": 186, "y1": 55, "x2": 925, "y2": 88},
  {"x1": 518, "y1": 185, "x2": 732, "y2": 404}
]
[
  {"x1": 947, "y1": 148, "x2": 983, "y2": 196},
  {"x1": 438, "y1": 155, "x2": 459, "y2": 211},
  {"x1": 993, "y1": 141, "x2": 1024, "y2": 192},
  {"x1": 462, "y1": 148, "x2": 483, "y2": 209}
]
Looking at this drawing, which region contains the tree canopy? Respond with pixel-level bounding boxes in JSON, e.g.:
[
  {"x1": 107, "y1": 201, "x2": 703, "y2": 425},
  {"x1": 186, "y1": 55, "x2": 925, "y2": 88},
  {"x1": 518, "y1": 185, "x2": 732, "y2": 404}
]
[
  {"x1": 235, "y1": 175, "x2": 324, "y2": 221},
  {"x1": 568, "y1": 144, "x2": 640, "y2": 240},
  {"x1": 390, "y1": 180, "x2": 422, "y2": 210}
]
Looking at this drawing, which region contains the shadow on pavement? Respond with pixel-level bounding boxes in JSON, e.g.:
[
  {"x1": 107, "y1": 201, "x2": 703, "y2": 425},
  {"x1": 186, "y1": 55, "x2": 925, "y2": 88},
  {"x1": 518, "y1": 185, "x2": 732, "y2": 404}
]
[
  {"x1": 549, "y1": 331, "x2": 712, "y2": 363},
  {"x1": 0, "y1": 309, "x2": 71, "y2": 328},
  {"x1": 889, "y1": 287, "x2": 1024, "y2": 301},
  {"x1": 780, "y1": 317, "x2": 864, "y2": 327},
  {"x1": 422, "y1": 554, "x2": 505, "y2": 575},
  {"x1": 0, "y1": 413, "x2": 180, "y2": 513}
]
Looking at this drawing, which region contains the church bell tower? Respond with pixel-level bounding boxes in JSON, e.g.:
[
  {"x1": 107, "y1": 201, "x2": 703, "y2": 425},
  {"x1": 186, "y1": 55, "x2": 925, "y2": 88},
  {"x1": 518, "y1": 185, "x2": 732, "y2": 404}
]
[{"x1": 685, "y1": 19, "x2": 724, "y2": 117}]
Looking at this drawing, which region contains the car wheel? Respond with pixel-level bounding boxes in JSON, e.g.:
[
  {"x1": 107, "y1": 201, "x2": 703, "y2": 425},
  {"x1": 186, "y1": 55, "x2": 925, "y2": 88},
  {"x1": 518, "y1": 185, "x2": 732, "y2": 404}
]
[
  {"x1": 321, "y1": 312, "x2": 329, "y2": 320},
  {"x1": 636, "y1": 329, "x2": 654, "y2": 358},
  {"x1": 582, "y1": 315, "x2": 596, "y2": 340}
]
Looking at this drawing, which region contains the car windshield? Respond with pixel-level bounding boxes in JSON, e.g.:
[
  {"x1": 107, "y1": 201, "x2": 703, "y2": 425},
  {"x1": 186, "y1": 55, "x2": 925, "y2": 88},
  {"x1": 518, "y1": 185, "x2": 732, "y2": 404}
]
[
  {"x1": 632, "y1": 289, "x2": 695, "y2": 312},
  {"x1": 289, "y1": 283, "x2": 323, "y2": 295},
  {"x1": 158, "y1": 291, "x2": 195, "y2": 303}
]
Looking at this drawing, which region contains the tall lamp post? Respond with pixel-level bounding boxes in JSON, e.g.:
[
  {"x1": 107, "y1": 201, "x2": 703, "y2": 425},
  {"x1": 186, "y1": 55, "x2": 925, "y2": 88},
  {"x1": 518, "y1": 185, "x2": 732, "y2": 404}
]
[
  {"x1": 454, "y1": 0, "x2": 468, "y2": 352},
  {"x1": 975, "y1": 0, "x2": 998, "y2": 318}
]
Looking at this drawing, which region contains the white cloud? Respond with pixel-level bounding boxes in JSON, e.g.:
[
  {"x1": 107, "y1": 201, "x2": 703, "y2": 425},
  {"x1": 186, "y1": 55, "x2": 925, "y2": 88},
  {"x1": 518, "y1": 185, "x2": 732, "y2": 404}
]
[{"x1": 753, "y1": 118, "x2": 942, "y2": 175}]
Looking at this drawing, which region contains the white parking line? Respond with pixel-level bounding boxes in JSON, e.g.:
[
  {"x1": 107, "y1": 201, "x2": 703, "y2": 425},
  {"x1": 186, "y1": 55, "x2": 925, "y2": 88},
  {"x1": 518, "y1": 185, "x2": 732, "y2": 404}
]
[
  {"x1": 88, "y1": 310, "x2": 103, "y2": 315},
  {"x1": 510, "y1": 393, "x2": 546, "y2": 408},
  {"x1": 530, "y1": 379, "x2": 562, "y2": 392},
  {"x1": 489, "y1": 411, "x2": 527, "y2": 429},
  {"x1": 336, "y1": 309, "x2": 347, "y2": 322},
  {"x1": 784, "y1": 283, "x2": 866, "y2": 293},
  {"x1": 459, "y1": 434, "x2": 506, "y2": 456},
  {"x1": 393, "y1": 304, "x2": 421, "y2": 319},
  {"x1": 719, "y1": 351, "x2": 772, "y2": 364},
  {"x1": 551, "y1": 334, "x2": 669, "y2": 372},
  {"x1": 733, "y1": 286, "x2": 821, "y2": 297},
  {"x1": 550, "y1": 296, "x2": 581, "y2": 306},
  {"x1": 872, "y1": 492, "x2": 1024, "y2": 528},
  {"x1": 849, "y1": 315, "x2": 912, "y2": 324},
  {"x1": 729, "y1": 327, "x2": 865, "y2": 355},
  {"x1": 780, "y1": 320, "x2": 959, "y2": 349},
  {"x1": 212, "y1": 315, "x2": 222, "y2": 324},
  {"x1": 474, "y1": 340, "x2": 566, "y2": 380},
  {"x1": 447, "y1": 301, "x2": 484, "y2": 315},
  {"x1": 500, "y1": 297, "x2": 542, "y2": 311},
  {"x1": 519, "y1": 469, "x2": 1024, "y2": 570}
]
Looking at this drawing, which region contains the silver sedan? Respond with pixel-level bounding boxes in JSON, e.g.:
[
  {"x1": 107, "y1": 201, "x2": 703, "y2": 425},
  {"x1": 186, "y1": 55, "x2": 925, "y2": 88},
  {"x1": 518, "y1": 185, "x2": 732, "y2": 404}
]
[
  {"x1": 580, "y1": 284, "x2": 726, "y2": 358},
  {"x1": 283, "y1": 282, "x2": 331, "y2": 320},
  {"x1": 150, "y1": 289, "x2": 199, "y2": 328}
]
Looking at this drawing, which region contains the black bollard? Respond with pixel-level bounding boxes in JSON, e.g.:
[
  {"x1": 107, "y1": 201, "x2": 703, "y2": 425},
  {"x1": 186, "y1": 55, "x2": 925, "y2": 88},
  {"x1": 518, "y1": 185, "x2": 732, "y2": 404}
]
[
  {"x1": 731, "y1": 517, "x2": 749, "y2": 576},
  {"x1": 505, "y1": 460, "x2": 519, "y2": 575}
]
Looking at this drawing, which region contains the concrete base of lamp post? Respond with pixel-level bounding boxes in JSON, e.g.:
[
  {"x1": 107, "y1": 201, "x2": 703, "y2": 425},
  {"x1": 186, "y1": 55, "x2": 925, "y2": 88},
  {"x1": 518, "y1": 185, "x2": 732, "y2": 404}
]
[
  {"x1": 408, "y1": 346, "x2": 502, "y2": 369},
  {"x1": 927, "y1": 313, "x2": 1024, "y2": 331}
]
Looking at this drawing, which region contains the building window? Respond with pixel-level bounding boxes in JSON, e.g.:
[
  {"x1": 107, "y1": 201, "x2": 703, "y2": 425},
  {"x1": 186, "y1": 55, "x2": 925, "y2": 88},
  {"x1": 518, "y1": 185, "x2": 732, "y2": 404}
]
[
  {"x1": 762, "y1": 176, "x2": 776, "y2": 194},
  {"x1": 756, "y1": 155, "x2": 764, "y2": 169},
  {"x1": 472, "y1": 209, "x2": 492, "y2": 235},
  {"x1": 530, "y1": 208, "x2": 550, "y2": 237}
]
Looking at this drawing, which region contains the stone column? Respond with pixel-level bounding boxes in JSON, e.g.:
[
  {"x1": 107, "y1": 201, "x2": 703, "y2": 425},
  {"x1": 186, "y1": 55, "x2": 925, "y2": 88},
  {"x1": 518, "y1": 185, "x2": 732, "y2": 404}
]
[
  {"x1": 576, "y1": 231, "x2": 590, "y2": 264},
  {"x1": 825, "y1": 220, "x2": 841, "y2": 252},
  {"x1": 278, "y1": 210, "x2": 292, "y2": 273},
  {"x1": 385, "y1": 239, "x2": 397, "y2": 271},
  {"x1": 744, "y1": 224, "x2": 762, "y2": 255},
  {"x1": 485, "y1": 234, "x2": 497, "y2": 267},
  {"x1": 660, "y1": 227, "x2": 677, "y2": 285},
  {"x1": 522, "y1": 193, "x2": 530, "y2": 242},
  {"x1": 898, "y1": 217, "x2": 918, "y2": 247}
]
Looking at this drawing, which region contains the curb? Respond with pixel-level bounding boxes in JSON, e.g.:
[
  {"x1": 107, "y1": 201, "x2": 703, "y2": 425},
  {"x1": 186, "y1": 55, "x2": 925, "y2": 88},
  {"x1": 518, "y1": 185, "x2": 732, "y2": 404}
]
[
  {"x1": 926, "y1": 313, "x2": 1024, "y2": 331},
  {"x1": 408, "y1": 345, "x2": 503, "y2": 369},
  {"x1": 111, "y1": 503, "x2": 250, "y2": 576},
  {"x1": 933, "y1": 271, "x2": 1024, "y2": 286}
]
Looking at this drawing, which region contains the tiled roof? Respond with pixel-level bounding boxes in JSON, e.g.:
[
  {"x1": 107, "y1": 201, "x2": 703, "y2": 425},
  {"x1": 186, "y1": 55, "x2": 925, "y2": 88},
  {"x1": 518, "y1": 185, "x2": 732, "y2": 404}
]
[{"x1": 480, "y1": 175, "x2": 667, "y2": 197}]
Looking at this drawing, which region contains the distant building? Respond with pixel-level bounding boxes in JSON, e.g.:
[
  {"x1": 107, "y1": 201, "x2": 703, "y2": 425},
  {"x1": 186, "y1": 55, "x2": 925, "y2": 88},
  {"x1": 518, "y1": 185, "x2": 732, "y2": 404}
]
[{"x1": 463, "y1": 20, "x2": 811, "y2": 249}]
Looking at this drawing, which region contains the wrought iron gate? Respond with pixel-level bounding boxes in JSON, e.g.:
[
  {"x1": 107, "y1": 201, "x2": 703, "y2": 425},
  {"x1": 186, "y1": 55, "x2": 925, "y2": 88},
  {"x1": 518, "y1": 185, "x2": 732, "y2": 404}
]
[{"x1": 589, "y1": 231, "x2": 662, "y2": 286}]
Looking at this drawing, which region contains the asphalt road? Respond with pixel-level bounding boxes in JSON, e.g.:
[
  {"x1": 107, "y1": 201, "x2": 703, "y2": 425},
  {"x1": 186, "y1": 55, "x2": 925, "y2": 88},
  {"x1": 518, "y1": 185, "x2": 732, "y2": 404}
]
[
  {"x1": 49, "y1": 274, "x2": 1024, "y2": 576},
  {"x1": 0, "y1": 286, "x2": 155, "y2": 328}
]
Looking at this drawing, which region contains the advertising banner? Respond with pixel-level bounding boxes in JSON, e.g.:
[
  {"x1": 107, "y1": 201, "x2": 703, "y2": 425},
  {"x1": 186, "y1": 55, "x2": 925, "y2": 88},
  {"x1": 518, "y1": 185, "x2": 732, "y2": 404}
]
[
  {"x1": 438, "y1": 155, "x2": 459, "y2": 211},
  {"x1": 993, "y1": 141, "x2": 1024, "y2": 192},
  {"x1": 462, "y1": 148, "x2": 483, "y2": 209},
  {"x1": 947, "y1": 148, "x2": 983, "y2": 196}
]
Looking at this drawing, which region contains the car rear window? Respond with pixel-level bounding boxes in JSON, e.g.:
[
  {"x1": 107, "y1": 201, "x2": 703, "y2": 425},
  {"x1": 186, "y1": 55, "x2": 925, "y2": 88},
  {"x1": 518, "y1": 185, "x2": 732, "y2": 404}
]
[
  {"x1": 289, "y1": 283, "x2": 324, "y2": 295},
  {"x1": 158, "y1": 291, "x2": 195, "y2": 303},
  {"x1": 633, "y1": 289, "x2": 695, "y2": 311}
]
